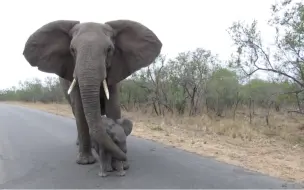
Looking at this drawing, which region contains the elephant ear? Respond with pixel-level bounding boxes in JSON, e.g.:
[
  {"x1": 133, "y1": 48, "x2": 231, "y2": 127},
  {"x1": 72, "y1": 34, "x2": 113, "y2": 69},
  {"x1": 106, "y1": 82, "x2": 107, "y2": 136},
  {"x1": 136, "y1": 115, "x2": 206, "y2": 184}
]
[
  {"x1": 116, "y1": 118, "x2": 133, "y2": 136},
  {"x1": 23, "y1": 20, "x2": 80, "y2": 81},
  {"x1": 105, "y1": 20, "x2": 162, "y2": 85}
]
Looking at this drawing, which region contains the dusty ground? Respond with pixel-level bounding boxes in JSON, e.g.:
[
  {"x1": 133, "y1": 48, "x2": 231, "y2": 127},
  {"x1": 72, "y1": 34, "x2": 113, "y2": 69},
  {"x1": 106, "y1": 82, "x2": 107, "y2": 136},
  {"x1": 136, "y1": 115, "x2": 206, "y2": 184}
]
[{"x1": 3, "y1": 101, "x2": 304, "y2": 184}]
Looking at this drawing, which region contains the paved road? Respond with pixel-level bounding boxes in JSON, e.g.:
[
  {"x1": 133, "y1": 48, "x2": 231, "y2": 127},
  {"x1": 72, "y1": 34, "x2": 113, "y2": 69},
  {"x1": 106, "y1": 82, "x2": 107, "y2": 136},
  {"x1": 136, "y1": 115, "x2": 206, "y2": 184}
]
[{"x1": 0, "y1": 103, "x2": 302, "y2": 189}]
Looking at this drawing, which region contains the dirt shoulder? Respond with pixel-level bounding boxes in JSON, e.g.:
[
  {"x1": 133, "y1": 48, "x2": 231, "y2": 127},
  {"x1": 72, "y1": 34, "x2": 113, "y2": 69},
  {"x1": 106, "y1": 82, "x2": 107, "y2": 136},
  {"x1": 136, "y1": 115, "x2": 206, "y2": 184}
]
[{"x1": 3, "y1": 101, "x2": 304, "y2": 184}]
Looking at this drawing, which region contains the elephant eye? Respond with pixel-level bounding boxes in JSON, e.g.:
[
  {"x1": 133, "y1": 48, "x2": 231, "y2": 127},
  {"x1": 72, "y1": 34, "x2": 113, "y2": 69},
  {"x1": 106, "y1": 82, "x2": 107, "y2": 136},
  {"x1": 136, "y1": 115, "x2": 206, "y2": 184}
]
[
  {"x1": 106, "y1": 45, "x2": 114, "y2": 55},
  {"x1": 113, "y1": 138, "x2": 119, "y2": 144},
  {"x1": 70, "y1": 47, "x2": 77, "y2": 56},
  {"x1": 105, "y1": 46, "x2": 114, "y2": 68},
  {"x1": 107, "y1": 47, "x2": 111, "y2": 54}
]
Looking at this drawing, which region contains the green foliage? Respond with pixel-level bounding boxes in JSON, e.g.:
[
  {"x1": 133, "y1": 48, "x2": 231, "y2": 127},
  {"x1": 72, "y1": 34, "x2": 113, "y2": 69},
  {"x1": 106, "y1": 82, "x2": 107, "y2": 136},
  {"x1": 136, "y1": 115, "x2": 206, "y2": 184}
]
[
  {"x1": 0, "y1": 77, "x2": 65, "y2": 103},
  {"x1": 228, "y1": 0, "x2": 304, "y2": 87},
  {"x1": 0, "y1": 51, "x2": 298, "y2": 117},
  {"x1": 205, "y1": 68, "x2": 240, "y2": 115}
]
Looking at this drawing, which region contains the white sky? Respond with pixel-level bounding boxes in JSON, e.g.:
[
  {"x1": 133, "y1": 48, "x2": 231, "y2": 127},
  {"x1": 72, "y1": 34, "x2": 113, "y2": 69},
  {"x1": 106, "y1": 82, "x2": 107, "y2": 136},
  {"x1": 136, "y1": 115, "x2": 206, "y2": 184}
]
[{"x1": 0, "y1": 0, "x2": 277, "y2": 89}]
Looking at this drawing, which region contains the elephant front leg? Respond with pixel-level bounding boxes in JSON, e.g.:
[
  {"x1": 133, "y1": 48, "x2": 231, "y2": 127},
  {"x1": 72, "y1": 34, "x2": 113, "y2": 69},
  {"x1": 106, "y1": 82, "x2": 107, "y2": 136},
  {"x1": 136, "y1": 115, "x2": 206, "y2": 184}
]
[
  {"x1": 122, "y1": 159, "x2": 130, "y2": 170},
  {"x1": 105, "y1": 153, "x2": 113, "y2": 172},
  {"x1": 112, "y1": 159, "x2": 126, "y2": 176},
  {"x1": 98, "y1": 149, "x2": 111, "y2": 177},
  {"x1": 59, "y1": 78, "x2": 81, "y2": 147},
  {"x1": 104, "y1": 84, "x2": 121, "y2": 120},
  {"x1": 112, "y1": 157, "x2": 129, "y2": 170},
  {"x1": 70, "y1": 84, "x2": 96, "y2": 165}
]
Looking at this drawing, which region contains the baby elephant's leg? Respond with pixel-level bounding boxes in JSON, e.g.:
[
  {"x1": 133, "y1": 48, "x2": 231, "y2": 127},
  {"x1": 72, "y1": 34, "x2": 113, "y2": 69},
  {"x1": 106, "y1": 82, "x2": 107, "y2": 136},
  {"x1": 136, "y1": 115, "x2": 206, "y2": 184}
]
[
  {"x1": 98, "y1": 149, "x2": 110, "y2": 177},
  {"x1": 112, "y1": 157, "x2": 129, "y2": 170},
  {"x1": 105, "y1": 154, "x2": 113, "y2": 172},
  {"x1": 112, "y1": 159, "x2": 126, "y2": 176},
  {"x1": 122, "y1": 159, "x2": 129, "y2": 170}
]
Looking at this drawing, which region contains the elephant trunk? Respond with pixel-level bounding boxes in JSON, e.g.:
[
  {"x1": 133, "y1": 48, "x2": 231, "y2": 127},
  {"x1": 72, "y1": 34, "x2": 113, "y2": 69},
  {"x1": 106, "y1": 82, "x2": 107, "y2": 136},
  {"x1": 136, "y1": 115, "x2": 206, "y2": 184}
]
[{"x1": 74, "y1": 48, "x2": 126, "y2": 161}]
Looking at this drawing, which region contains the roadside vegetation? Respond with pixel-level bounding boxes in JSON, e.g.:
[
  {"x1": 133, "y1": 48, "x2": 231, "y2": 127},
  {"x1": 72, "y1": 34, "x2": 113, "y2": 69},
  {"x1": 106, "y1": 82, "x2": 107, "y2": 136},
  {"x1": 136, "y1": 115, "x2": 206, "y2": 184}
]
[{"x1": 1, "y1": 0, "x2": 303, "y2": 183}]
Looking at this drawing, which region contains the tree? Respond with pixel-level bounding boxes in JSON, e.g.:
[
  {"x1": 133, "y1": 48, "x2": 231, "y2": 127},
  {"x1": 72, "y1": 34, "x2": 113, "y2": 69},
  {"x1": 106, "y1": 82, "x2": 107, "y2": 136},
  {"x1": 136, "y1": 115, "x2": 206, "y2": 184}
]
[{"x1": 227, "y1": 0, "x2": 304, "y2": 112}]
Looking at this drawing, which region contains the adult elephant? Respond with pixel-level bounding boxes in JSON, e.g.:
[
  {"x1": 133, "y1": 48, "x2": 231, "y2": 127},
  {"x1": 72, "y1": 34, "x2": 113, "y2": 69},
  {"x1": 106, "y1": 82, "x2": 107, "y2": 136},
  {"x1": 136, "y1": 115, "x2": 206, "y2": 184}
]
[{"x1": 22, "y1": 20, "x2": 162, "y2": 165}]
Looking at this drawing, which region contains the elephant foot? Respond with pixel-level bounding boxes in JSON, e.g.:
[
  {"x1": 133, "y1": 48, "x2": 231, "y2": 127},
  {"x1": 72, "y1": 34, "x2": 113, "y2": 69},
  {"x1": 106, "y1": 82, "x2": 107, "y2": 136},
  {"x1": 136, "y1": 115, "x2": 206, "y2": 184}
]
[
  {"x1": 76, "y1": 152, "x2": 96, "y2": 165},
  {"x1": 105, "y1": 164, "x2": 113, "y2": 172},
  {"x1": 123, "y1": 160, "x2": 129, "y2": 170},
  {"x1": 112, "y1": 160, "x2": 126, "y2": 176},
  {"x1": 112, "y1": 159, "x2": 129, "y2": 170},
  {"x1": 116, "y1": 170, "x2": 126, "y2": 176},
  {"x1": 98, "y1": 171, "x2": 108, "y2": 177}
]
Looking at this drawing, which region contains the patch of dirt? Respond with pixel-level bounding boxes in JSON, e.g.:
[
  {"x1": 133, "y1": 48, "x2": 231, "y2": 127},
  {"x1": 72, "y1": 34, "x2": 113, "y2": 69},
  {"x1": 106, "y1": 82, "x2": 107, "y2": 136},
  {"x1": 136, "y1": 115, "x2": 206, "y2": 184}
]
[{"x1": 3, "y1": 101, "x2": 304, "y2": 184}]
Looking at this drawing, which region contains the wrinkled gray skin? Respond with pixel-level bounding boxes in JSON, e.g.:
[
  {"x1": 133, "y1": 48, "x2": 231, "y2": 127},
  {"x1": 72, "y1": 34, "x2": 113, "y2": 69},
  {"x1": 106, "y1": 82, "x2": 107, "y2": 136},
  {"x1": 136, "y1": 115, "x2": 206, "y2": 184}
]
[
  {"x1": 22, "y1": 20, "x2": 162, "y2": 165},
  {"x1": 91, "y1": 116, "x2": 133, "y2": 177},
  {"x1": 60, "y1": 78, "x2": 132, "y2": 167}
]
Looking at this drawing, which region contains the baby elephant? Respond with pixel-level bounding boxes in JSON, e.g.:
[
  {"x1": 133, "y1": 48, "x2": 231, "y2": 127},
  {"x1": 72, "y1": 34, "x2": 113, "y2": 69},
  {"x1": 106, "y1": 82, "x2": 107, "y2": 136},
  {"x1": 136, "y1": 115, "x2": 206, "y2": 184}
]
[{"x1": 91, "y1": 116, "x2": 133, "y2": 177}]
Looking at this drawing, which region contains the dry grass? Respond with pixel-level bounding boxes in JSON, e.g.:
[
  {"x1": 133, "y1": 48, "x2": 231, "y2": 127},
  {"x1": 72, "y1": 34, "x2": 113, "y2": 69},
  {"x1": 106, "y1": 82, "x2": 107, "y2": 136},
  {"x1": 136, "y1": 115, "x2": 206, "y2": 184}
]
[{"x1": 3, "y1": 101, "x2": 304, "y2": 184}]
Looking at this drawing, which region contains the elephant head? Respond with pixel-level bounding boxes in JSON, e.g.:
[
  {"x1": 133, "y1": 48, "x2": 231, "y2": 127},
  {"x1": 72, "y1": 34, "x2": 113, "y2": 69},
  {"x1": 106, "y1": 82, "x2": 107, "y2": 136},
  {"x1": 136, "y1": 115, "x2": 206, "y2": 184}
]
[
  {"x1": 101, "y1": 117, "x2": 133, "y2": 153},
  {"x1": 22, "y1": 20, "x2": 162, "y2": 160}
]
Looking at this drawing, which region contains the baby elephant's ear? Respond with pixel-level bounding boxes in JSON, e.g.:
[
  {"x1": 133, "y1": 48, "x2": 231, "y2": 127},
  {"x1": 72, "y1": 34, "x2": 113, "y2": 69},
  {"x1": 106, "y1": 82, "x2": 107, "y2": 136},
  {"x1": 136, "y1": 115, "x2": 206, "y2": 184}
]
[{"x1": 116, "y1": 118, "x2": 133, "y2": 136}]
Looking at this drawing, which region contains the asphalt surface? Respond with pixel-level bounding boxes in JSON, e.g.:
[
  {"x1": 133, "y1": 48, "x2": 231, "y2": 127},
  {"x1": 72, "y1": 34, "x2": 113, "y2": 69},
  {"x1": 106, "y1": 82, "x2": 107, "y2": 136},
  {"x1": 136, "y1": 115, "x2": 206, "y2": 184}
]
[{"x1": 0, "y1": 103, "x2": 303, "y2": 189}]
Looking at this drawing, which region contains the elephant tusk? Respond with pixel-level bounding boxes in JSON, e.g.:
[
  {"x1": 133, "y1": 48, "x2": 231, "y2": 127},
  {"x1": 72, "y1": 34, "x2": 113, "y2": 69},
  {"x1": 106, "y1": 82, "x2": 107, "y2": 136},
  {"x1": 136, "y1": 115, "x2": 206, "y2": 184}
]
[
  {"x1": 103, "y1": 80, "x2": 110, "y2": 100},
  {"x1": 67, "y1": 78, "x2": 77, "y2": 95}
]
